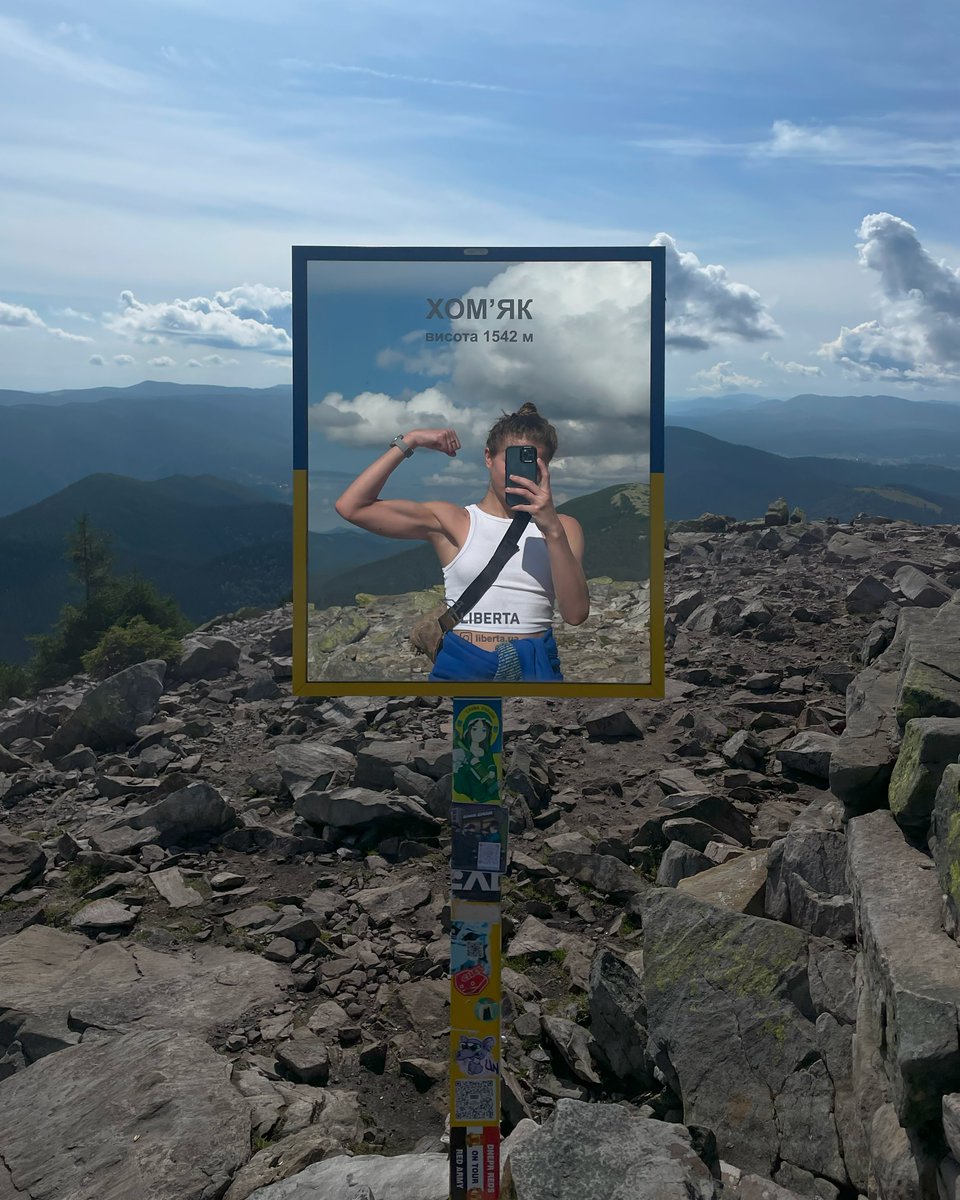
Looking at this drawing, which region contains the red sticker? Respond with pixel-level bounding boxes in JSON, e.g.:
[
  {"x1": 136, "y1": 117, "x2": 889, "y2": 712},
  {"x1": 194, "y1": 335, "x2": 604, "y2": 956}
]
[{"x1": 454, "y1": 965, "x2": 490, "y2": 996}]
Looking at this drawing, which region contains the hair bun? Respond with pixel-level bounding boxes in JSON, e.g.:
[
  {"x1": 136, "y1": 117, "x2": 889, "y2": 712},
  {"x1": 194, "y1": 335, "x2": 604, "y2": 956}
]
[{"x1": 516, "y1": 402, "x2": 539, "y2": 417}]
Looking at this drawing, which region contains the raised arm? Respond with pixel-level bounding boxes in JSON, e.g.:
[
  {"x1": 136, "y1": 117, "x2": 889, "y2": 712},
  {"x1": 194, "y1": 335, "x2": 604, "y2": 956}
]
[{"x1": 334, "y1": 428, "x2": 461, "y2": 540}]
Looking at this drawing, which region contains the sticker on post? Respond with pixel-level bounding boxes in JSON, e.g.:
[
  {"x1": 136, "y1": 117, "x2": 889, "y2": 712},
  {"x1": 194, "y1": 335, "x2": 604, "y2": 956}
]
[
  {"x1": 451, "y1": 804, "x2": 507, "y2": 872},
  {"x1": 450, "y1": 1126, "x2": 500, "y2": 1200},
  {"x1": 452, "y1": 701, "x2": 502, "y2": 805},
  {"x1": 451, "y1": 917, "x2": 493, "y2": 996},
  {"x1": 452, "y1": 867, "x2": 501, "y2": 902},
  {"x1": 453, "y1": 1078, "x2": 498, "y2": 1124}
]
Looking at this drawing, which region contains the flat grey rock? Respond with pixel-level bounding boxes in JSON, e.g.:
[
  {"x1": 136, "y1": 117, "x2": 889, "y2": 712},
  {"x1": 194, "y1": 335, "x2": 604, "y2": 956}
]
[
  {"x1": 0, "y1": 924, "x2": 286, "y2": 1043},
  {"x1": 150, "y1": 865, "x2": 203, "y2": 908},
  {"x1": 508, "y1": 1098, "x2": 718, "y2": 1199},
  {"x1": 0, "y1": 1028, "x2": 251, "y2": 1200},
  {"x1": 244, "y1": 1152, "x2": 448, "y2": 1199},
  {"x1": 276, "y1": 742, "x2": 356, "y2": 800}
]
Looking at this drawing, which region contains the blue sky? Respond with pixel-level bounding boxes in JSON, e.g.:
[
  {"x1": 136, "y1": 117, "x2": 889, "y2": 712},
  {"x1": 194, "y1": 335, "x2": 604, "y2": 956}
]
[{"x1": 1, "y1": 0, "x2": 958, "y2": 399}]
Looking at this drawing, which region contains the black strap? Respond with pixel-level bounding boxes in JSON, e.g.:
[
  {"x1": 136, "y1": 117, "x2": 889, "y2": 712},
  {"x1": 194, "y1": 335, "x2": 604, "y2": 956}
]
[{"x1": 438, "y1": 512, "x2": 531, "y2": 634}]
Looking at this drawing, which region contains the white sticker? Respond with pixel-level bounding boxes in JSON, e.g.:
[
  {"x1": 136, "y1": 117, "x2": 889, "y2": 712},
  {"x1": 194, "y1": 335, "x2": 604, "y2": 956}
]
[{"x1": 476, "y1": 841, "x2": 501, "y2": 872}]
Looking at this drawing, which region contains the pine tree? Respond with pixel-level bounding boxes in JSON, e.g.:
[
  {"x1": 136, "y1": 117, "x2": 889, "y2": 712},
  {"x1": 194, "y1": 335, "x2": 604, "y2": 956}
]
[{"x1": 65, "y1": 513, "x2": 113, "y2": 606}]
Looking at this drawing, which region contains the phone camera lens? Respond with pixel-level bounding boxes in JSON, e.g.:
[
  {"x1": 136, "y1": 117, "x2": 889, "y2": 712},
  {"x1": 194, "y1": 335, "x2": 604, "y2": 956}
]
[{"x1": 521, "y1": 447, "x2": 535, "y2": 462}]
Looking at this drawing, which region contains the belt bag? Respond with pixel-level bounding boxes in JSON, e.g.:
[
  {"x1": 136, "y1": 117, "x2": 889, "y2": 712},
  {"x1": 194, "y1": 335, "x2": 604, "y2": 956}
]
[{"x1": 410, "y1": 513, "x2": 531, "y2": 661}]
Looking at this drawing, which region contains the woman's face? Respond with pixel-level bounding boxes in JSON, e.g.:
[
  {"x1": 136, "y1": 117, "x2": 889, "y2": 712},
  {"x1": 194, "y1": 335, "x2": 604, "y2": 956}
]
[
  {"x1": 467, "y1": 720, "x2": 489, "y2": 752},
  {"x1": 484, "y1": 437, "x2": 548, "y2": 505}
]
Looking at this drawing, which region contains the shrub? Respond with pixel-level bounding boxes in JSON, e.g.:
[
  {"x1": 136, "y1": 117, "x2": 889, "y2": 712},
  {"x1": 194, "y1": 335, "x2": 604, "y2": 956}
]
[
  {"x1": 81, "y1": 615, "x2": 183, "y2": 679},
  {"x1": 0, "y1": 660, "x2": 29, "y2": 705}
]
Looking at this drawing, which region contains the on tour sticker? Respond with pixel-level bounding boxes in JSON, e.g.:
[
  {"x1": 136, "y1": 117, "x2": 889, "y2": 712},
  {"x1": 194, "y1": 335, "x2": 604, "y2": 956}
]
[{"x1": 450, "y1": 1125, "x2": 500, "y2": 1200}]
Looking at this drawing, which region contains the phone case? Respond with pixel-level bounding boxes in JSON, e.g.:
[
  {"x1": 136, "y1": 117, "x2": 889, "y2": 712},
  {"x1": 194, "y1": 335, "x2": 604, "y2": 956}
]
[{"x1": 504, "y1": 445, "x2": 538, "y2": 507}]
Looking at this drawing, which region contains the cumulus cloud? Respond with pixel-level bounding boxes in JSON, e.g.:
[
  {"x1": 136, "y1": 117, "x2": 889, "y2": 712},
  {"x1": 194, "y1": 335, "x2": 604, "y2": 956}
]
[
  {"x1": 0, "y1": 299, "x2": 93, "y2": 343},
  {"x1": 113, "y1": 354, "x2": 135, "y2": 366},
  {"x1": 691, "y1": 362, "x2": 763, "y2": 393},
  {"x1": 651, "y1": 233, "x2": 782, "y2": 349},
  {"x1": 186, "y1": 358, "x2": 202, "y2": 368},
  {"x1": 313, "y1": 260, "x2": 655, "y2": 466},
  {"x1": 146, "y1": 355, "x2": 175, "y2": 367},
  {"x1": 761, "y1": 351, "x2": 822, "y2": 377},
  {"x1": 106, "y1": 284, "x2": 291, "y2": 355},
  {"x1": 201, "y1": 353, "x2": 238, "y2": 366},
  {"x1": 89, "y1": 354, "x2": 105, "y2": 366},
  {"x1": 818, "y1": 213, "x2": 960, "y2": 383}
]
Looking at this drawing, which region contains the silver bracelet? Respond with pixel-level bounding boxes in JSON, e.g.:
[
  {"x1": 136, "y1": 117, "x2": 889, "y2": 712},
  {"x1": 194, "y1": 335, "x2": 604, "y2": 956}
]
[{"x1": 389, "y1": 434, "x2": 414, "y2": 458}]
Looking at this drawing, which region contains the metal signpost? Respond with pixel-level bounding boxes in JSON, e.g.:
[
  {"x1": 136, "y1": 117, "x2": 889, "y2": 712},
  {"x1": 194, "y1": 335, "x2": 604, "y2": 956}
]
[{"x1": 448, "y1": 698, "x2": 506, "y2": 1200}]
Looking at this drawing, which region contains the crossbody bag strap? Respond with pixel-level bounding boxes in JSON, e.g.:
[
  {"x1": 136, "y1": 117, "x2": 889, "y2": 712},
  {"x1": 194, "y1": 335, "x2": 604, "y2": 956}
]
[{"x1": 438, "y1": 512, "x2": 531, "y2": 634}]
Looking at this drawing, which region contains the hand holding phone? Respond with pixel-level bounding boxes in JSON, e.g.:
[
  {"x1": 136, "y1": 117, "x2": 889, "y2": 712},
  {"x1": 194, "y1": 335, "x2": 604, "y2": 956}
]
[{"x1": 505, "y1": 444, "x2": 539, "y2": 507}]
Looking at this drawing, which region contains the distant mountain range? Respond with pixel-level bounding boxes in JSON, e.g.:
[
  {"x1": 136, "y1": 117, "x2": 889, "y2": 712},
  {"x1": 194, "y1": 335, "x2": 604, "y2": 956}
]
[
  {"x1": 0, "y1": 382, "x2": 294, "y2": 515},
  {"x1": 0, "y1": 474, "x2": 403, "y2": 664},
  {"x1": 6, "y1": 382, "x2": 960, "y2": 664},
  {"x1": 673, "y1": 392, "x2": 960, "y2": 466}
]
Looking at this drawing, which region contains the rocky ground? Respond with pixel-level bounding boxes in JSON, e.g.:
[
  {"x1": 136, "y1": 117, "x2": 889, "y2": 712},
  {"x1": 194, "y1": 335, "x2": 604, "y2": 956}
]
[{"x1": 2, "y1": 511, "x2": 960, "y2": 1199}]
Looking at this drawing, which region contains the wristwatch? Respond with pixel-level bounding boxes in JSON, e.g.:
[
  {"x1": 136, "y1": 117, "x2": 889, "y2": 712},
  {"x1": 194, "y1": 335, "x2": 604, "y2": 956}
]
[{"x1": 389, "y1": 433, "x2": 415, "y2": 458}]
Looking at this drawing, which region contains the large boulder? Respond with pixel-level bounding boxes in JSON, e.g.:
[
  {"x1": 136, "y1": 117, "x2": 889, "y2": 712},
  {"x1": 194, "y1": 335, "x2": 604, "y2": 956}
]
[
  {"x1": 934, "y1": 763, "x2": 960, "y2": 940},
  {"x1": 43, "y1": 660, "x2": 166, "y2": 759},
  {"x1": 0, "y1": 1029, "x2": 251, "y2": 1200},
  {"x1": 86, "y1": 780, "x2": 237, "y2": 853},
  {"x1": 829, "y1": 610, "x2": 935, "y2": 817},
  {"x1": 294, "y1": 787, "x2": 439, "y2": 835},
  {"x1": 276, "y1": 742, "x2": 356, "y2": 800},
  {"x1": 847, "y1": 808, "x2": 960, "y2": 1129},
  {"x1": 0, "y1": 831, "x2": 45, "y2": 899},
  {"x1": 507, "y1": 1099, "x2": 718, "y2": 1199},
  {"x1": 888, "y1": 716, "x2": 960, "y2": 834},
  {"x1": 641, "y1": 888, "x2": 848, "y2": 1187},
  {"x1": 765, "y1": 828, "x2": 854, "y2": 943},
  {"x1": 588, "y1": 949, "x2": 655, "y2": 1090},
  {"x1": 175, "y1": 635, "x2": 241, "y2": 680},
  {"x1": 896, "y1": 597, "x2": 960, "y2": 723},
  {"x1": 675, "y1": 849, "x2": 768, "y2": 916}
]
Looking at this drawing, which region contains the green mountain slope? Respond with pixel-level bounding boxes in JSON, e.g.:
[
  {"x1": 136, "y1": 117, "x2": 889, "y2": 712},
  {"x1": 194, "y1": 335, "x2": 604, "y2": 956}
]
[{"x1": 0, "y1": 474, "x2": 403, "y2": 663}]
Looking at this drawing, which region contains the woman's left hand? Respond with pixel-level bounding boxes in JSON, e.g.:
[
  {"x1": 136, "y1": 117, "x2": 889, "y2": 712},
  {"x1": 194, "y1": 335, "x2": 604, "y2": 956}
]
[{"x1": 506, "y1": 456, "x2": 562, "y2": 536}]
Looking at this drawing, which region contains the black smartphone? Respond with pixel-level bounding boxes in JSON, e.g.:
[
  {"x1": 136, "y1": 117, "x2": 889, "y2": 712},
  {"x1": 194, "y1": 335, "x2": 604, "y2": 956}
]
[{"x1": 505, "y1": 444, "x2": 539, "y2": 507}]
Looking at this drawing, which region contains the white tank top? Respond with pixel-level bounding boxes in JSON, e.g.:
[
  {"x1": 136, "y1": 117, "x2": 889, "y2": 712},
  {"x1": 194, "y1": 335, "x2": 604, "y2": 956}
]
[{"x1": 442, "y1": 504, "x2": 555, "y2": 635}]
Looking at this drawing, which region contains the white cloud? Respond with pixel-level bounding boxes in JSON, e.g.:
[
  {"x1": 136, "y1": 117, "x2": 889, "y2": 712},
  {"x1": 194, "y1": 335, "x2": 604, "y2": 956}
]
[
  {"x1": 147, "y1": 355, "x2": 176, "y2": 367},
  {"x1": 200, "y1": 353, "x2": 238, "y2": 366},
  {"x1": 315, "y1": 60, "x2": 525, "y2": 94},
  {"x1": 0, "y1": 300, "x2": 46, "y2": 331},
  {"x1": 106, "y1": 285, "x2": 292, "y2": 354},
  {"x1": 0, "y1": 298, "x2": 93, "y2": 343},
  {"x1": 691, "y1": 361, "x2": 763, "y2": 393},
  {"x1": 89, "y1": 354, "x2": 105, "y2": 366},
  {"x1": 652, "y1": 233, "x2": 782, "y2": 349},
  {"x1": 818, "y1": 213, "x2": 960, "y2": 383},
  {"x1": 186, "y1": 358, "x2": 202, "y2": 368},
  {"x1": 113, "y1": 353, "x2": 135, "y2": 366},
  {"x1": 58, "y1": 306, "x2": 95, "y2": 321},
  {"x1": 761, "y1": 351, "x2": 822, "y2": 377},
  {"x1": 760, "y1": 119, "x2": 960, "y2": 171},
  {"x1": 0, "y1": 16, "x2": 143, "y2": 92}
]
